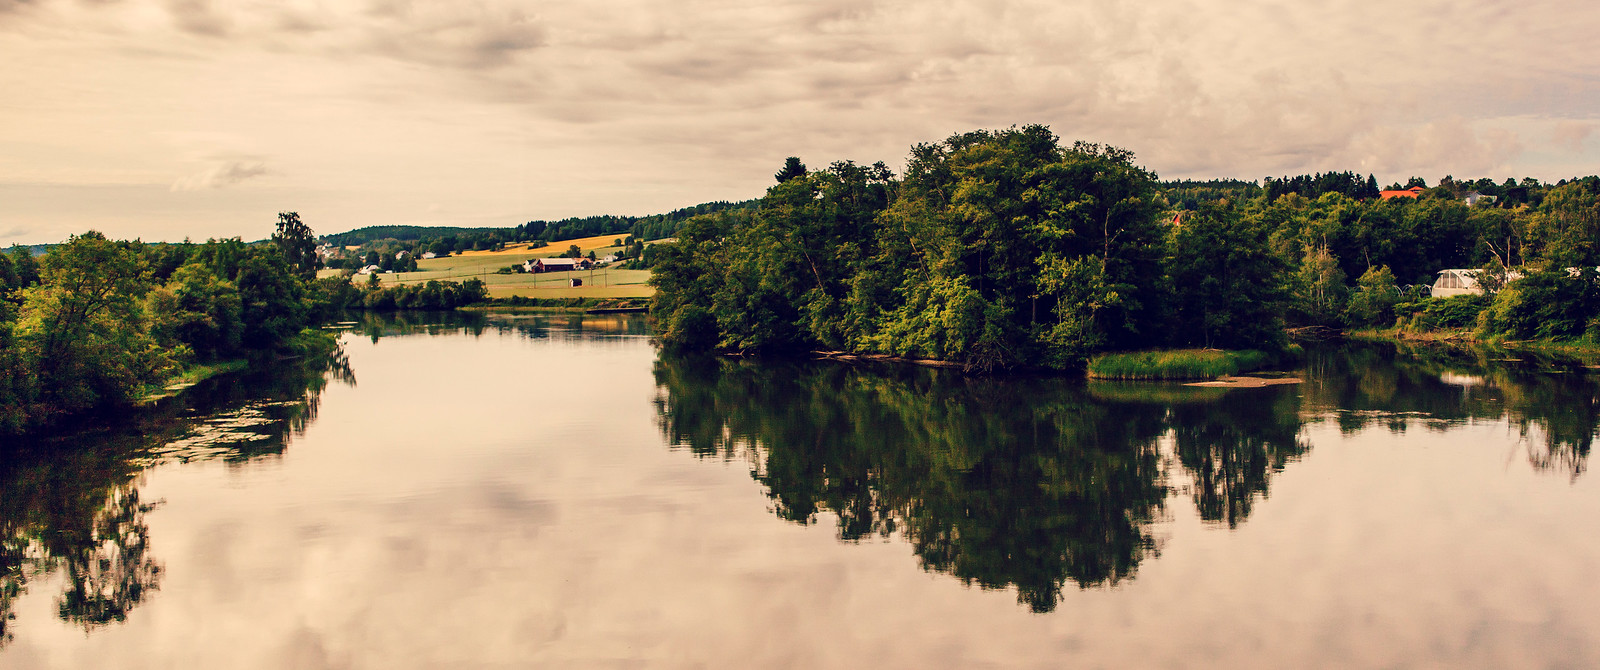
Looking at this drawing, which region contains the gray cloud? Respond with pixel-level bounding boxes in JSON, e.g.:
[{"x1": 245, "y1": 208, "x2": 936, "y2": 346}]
[
  {"x1": 167, "y1": 0, "x2": 229, "y2": 37},
  {"x1": 4, "y1": 0, "x2": 1600, "y2": 241},
  {"x1": 171, "y1": 160, "x2": 271, "y2": 192},
  {"x1": 0, "y1": 0, "x2": 38, "y2": 15},
  {"x1": 0, "y1": 224, "x2": 33, "y2": 241}
]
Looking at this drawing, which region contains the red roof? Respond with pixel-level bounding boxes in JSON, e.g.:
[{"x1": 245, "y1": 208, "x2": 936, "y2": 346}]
[{"x1": 1379, "y1": 186, "x2": 1425, "y2": 200}]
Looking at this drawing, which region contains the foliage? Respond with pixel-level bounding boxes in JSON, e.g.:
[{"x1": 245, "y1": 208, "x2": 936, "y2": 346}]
[
  {"x1": 1262, "y1": 171, "x2": 1379, "y2": 202},
  {"x1": 650, "y1": 127, "x2": 1600, "y2": 360},
  {"x1": 1086, "y1": 349, "x2": 1273, "y2": 380},
  {"x1": 1393, "y1": 294, "x2": 1491, "y2": 331},
  {"x1": 1165, "y1": 204, "x2": 1287, "y2": 349},
  {"x1": 1286, "y1": 244, "x2": 1347, "y2": 327},
  {"x1": 1, "y1": 219, "x2": 341, "y2": 435},
  {"x1": 1345, "y1": 265, "x2": 1402, "y2": 328},
  {"x1": 356, "y1": 279, "x2": 488, "y2": 311},
  {"x1": 272, "y1": 211, "x2": 320, "y2": 280},
  {"x1": 316, "y1": 199, "x2": 759, "y2": 270},
  {"x1": 653, "y1": 125, "x2": 1167, "y2": 370},
  {"x1": 11, "y1": 232, "x2": 168, "y2": 422},
  {"x1": 1476, "y1": 267, "x2": 1600, "y2": 341},
  {"x1": 653, "y1": 353, "x2": 1307, "y2": 610},
  {"x1": 147, "y1": 263, "x2": 243, "y2": 360}
]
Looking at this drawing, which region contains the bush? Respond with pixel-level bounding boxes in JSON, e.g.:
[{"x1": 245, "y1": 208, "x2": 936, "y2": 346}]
[
  {"x1": 1476, "y1": 269, "x2": 1600, "y2": 340},
  {"x1": 1345, "y1": 266, "x2": 1401, "y2": 328},
  {"x1": 1394, "y1": 294, "x2": 1490, "y2": 331}
]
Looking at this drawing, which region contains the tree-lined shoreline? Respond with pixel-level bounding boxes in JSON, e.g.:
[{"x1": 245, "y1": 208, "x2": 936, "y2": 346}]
[{"x1": 649, "y1": 125, "x2": 1600, "y2": 370}]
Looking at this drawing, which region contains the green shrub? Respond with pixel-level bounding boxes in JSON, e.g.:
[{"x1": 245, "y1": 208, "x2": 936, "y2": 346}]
[
  {"x1": 1086, "y1": 348, "x2": 1280, "y2": 380},
  {"x1": 1394, "y1": 294, "x2": 1490, "y2": 331},
  {"x1": 1476, "y1": 270, "x2": 1600, "y2": 341}
]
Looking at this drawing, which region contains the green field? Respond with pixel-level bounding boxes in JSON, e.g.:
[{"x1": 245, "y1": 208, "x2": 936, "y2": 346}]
[{"x1": 348, "y1": 241, "x2": 653, "y2": 298}]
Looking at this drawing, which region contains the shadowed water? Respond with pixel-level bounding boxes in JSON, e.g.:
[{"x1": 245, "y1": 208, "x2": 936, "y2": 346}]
[{"x1": 1, "y1": 312, "x2": 1596, "y2": 668}]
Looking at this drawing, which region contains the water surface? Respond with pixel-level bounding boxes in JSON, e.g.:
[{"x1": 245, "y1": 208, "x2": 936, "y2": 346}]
[{"x1": 2, "y1": 313, "x2": 1596, "y2": 668}]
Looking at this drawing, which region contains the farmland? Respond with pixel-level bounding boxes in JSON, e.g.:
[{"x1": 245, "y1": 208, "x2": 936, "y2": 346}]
[{"x1": 356, "y1": 237, "x2": 657, "y2": 298}]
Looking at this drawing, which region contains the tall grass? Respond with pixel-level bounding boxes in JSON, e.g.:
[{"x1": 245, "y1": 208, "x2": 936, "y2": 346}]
[{"x1": 1086, "y1": 349, "x2": 1275, "y2": 380}]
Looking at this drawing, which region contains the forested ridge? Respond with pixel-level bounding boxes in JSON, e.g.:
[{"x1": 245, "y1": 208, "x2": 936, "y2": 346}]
[{"x1": 651, "y1": 125, "x2": 1600, "y2": 370}]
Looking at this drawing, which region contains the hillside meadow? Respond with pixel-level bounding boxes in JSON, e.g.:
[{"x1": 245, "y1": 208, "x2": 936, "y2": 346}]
[{"x1": 338, "y1": 238, "x2": 655, "y2": 299}]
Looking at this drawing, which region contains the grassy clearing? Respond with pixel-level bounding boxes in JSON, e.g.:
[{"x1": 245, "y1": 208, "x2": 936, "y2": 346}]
[{"x1": 1086, "y1": 349, "x2": 1277, "y2": 380}]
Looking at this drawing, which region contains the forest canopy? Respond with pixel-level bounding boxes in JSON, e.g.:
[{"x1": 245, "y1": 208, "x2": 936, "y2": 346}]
[{"x1": 650, "y1": 125, "x2": 1600, "y2": 368}]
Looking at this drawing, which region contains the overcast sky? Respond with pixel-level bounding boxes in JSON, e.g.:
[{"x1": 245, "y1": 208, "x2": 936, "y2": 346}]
[{"x1": 3, "y1": 0, "x2": 1598, "y2": 245}]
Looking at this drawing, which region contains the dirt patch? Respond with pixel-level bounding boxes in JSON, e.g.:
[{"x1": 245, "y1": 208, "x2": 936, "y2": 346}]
[{"x1": 1184, "y1": 375, "x2": 1303, "y2": 388}]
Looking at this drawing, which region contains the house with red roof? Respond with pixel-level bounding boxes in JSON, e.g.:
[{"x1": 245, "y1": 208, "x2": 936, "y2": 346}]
[{"x1": 1379, "y1": 186, "x2": 1425, "y2": 200}]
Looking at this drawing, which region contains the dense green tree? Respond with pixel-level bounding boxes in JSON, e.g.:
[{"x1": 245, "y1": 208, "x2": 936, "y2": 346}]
[
  {"x1": 11, "y1": 232, "x2": 168, "y2": 420},
  {"x1": 147, "y1": 263, "x2": 244, "y2": 360},
  {"x1": 1477, "y1": 267, "x2": 1600, "y2": 341},
  {"x1": 866, "y1": 128, "x2": 1166, "y2": 368},
  {"x1": 186, "y1": 238, "x2": 249, "y2": 282},
  {"x1": 272, "y1": 212, "x2": 320, "y2": 280},
  {"x1": 1345, "y1": 265, "x2": 1402, "y2": 328},
  {"x1": 0, "y1": 253, "x2": 17, "y2": 301},
  {"x1": 1286, "y1": 245, "x2": 1347, "y2": 327},
  {"x1": 650, "y1": 213, "x2": 733, "y2": 349},
  {"x1": 774, "y1": 156, "x2": 807, "y2": 183},
  {"x1": 1165, "y1": 203, "x2": 1287, "y2": 349},
  {"x1": 235, "y1": 253, "x2": 308, "y2": 350},
  {"x1": 7, "y1": 246, "x2": 39, "y2": 289}
]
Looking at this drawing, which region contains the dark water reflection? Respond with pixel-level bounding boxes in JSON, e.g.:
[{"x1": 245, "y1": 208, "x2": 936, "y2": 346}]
[
  {"x1": 1, "y1": 314, "x2": 1597, "y2": 667},
  {"x1": 1300, "y1": 342, "x2": 1596, "y2": 479},
  {"x1": 0, "y1": 344, "x2": 353, "y2": 648},
  {"x1": 653, "y1": 342, "x2": 1596, "y2": 612},
  {"x1": 654, "y1": 356, "x2": 1308, "y2": 611}
]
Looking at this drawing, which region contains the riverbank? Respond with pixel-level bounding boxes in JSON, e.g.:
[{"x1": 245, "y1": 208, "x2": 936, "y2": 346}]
[
  {"x1": 139, "y1": 359, "x2": 249, "y2": 403},
  {"x1": 137, "y1": 329, "x2": 342, "y2": 404},
  {"x1": 460, "y1": 297, "x2": 651, "y2": 313},
  {"x1": 1347, "y1": 328, "x2": 1600, "y2": 365}
]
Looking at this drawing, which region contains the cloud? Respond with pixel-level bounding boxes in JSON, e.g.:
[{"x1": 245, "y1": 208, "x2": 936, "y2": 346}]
[
  {"x1": 0, "y1": 224, "x2": 34, "y2": 242},
  {"x1": 167, "y1": 0, "x2": 230, "y2": 37},
  {"x1": 0, "y1": 0, "x2": 39, "y2": 15},
  {"x1": 1337, "y1": 119, "x2": 1523, "y2": 180},
  {"x1": 1552, "y1": 120, "x2": 1594, "y2": 152},
  {"x1": 356, "y1": 2, "x2": 546, "y2": 69},
  {"x1": 5, "y1": 0, "x2": 1600, "y2": 241},
  {"x1": 171, "y1": 160, "x2": 272, "y2": 191}
]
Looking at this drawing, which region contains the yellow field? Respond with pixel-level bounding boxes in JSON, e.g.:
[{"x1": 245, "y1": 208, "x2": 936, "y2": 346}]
[
  {"x1": 375, "y1": 266, "x2": 654, "y2": 299},
  {"x1": 324, "y1": 235, "x2": 665, "y2": 298}
]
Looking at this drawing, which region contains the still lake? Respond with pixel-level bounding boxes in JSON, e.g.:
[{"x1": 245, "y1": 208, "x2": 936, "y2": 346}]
[{"x1": 2, "y1": 312, "x2": 1597, "y2": 669}]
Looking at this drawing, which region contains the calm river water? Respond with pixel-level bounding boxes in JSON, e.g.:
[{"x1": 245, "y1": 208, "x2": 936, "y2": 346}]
[{"x1": 2, "y1": 312, "x2": 1597, "y2": 669}]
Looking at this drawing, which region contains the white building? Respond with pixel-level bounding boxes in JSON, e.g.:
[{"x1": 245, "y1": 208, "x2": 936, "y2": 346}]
[{"x1": 1430, "y1": 269, "x2": 1480, "y2": 297}]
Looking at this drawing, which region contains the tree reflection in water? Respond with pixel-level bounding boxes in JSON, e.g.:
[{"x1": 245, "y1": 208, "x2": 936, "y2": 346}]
[
  {"x1": 655, "y1": 343, "x2": 1597, "y2": 612},
  {"x1": 654, "y1": 355, "x2": 1303, "y2": 612},
  {"x1": 1300, "y1": 342, "x2": 1597, "y2": 481},
  {"x1": 0, "y1": 344, "x2": 353, "y2": 647}
]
